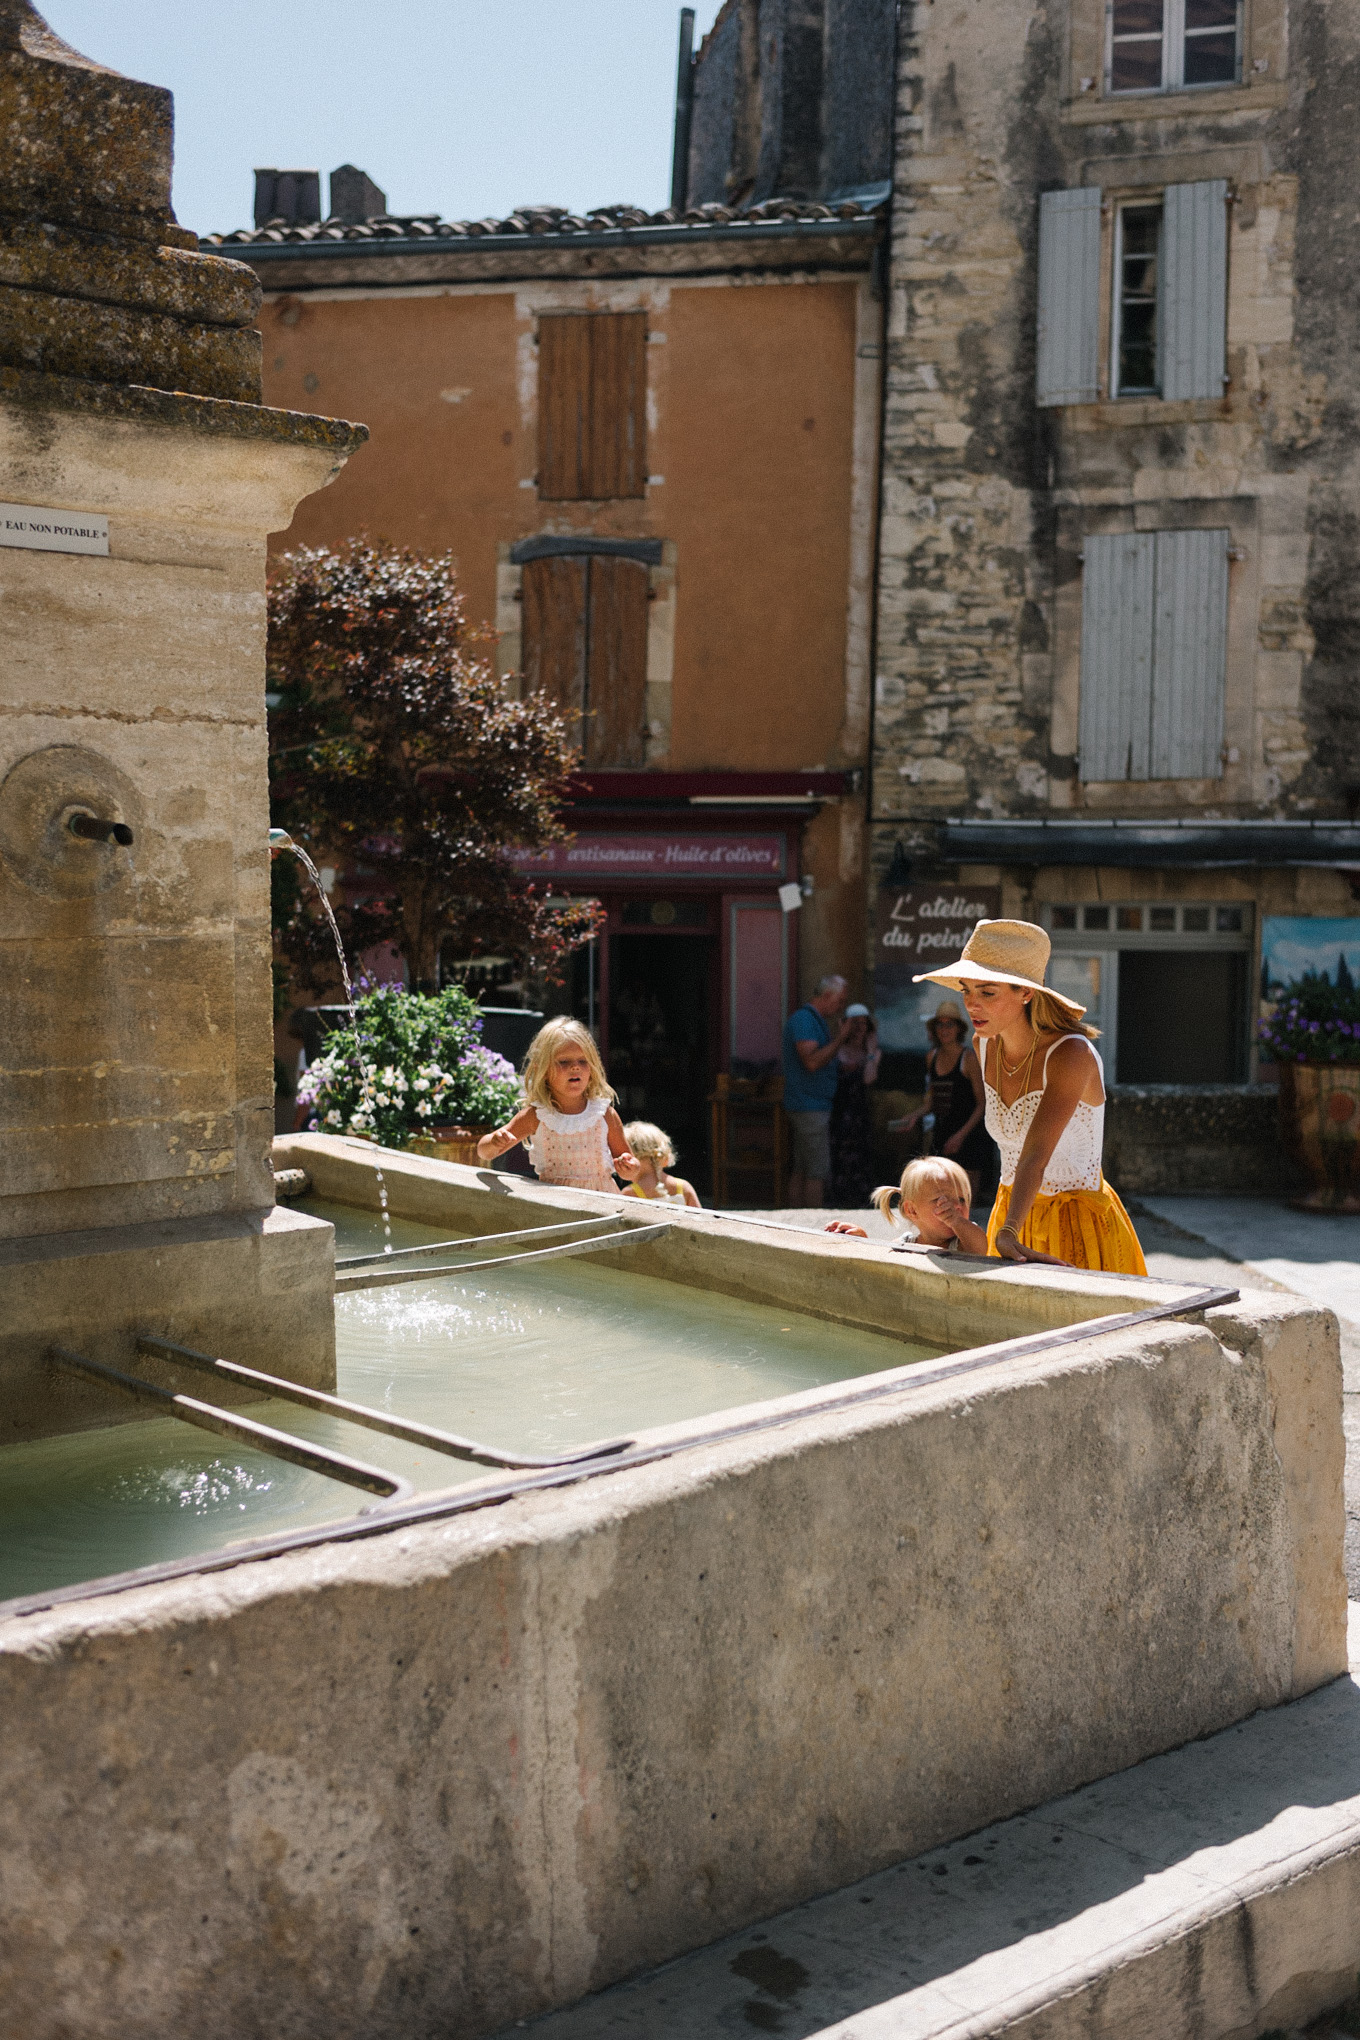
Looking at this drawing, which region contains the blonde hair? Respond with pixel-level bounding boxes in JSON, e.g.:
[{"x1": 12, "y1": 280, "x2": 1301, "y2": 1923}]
[
  {"x1": 870, "y1": 1155, "x2": 972, "y2": 1226},
  {"x1": 521, "y1": 1017, "x2": 615, "y2": 1109},
  {"x1": 623, "y1": 1120, "x2": 676, "y2": 1167},
  {"x1": 1026, "y1": 987, "x2": 1100, "y2": 1040}
]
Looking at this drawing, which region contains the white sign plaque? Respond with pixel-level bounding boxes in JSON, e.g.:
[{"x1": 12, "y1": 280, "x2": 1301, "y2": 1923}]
[{"x1": 0, "y1": 503, "x2": 109, "y2": 556}]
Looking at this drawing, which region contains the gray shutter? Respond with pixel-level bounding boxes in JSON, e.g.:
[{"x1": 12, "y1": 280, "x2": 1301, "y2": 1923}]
[
  {"x1": 1149, "y1": 528, "x2": 1229, "y2": 779},
  {"x1": 1036, "y1": 187, "x2": 1102, "y2": 407},
  {"x1": 1160, "y1": 181, "x2": 1228, "y2": 402},
  {"x1": 1078, "y1": 532, "x2": 1156, "y2": 781}
]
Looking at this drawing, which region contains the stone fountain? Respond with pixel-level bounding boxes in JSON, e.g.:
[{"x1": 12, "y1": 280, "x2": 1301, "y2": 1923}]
[{"x1": 0, "y1": 1, "x2": 365, "y2": 1440}]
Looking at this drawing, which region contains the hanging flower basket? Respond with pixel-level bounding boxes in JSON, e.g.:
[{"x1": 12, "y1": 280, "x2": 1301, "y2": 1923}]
[{"x1": 1260, "y1": 980, "x2": 1360, "y2": 1213}]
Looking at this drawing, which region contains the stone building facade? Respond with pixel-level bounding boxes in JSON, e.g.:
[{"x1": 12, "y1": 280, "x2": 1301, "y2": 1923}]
[{"x1": 871, "y1": 0, "x2": 1360, "y2": 1092}]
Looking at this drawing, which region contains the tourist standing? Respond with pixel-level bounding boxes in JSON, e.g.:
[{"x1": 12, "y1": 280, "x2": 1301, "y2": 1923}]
[
  {"x1": 781, "y1": 974, "x2": 850, "y2": 1207},
  {"x1": 895, "y1": 1000, "x2": 990, "y2": 1204},
  {"x1": 915, "y1": 921, "x2": 1145, "y2": 1272},
  {"x1": 828, "y1": 1002, "x2": 880, "y2": 1207}
]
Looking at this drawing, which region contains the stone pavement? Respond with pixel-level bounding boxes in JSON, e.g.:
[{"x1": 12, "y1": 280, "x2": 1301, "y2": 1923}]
[{"x1": 497, "y1": 1610, "x2": 1360, "y2": 2040}]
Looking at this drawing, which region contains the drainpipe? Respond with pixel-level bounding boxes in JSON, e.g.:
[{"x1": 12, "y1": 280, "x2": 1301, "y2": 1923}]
[{"x1": 670, "y1": 9, "x2": 697, "y2": 213}]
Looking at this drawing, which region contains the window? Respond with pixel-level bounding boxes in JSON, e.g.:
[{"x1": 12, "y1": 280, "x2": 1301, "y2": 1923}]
[
  {"x1": 1078, "y1": 527, "x2": 1231, "y2": 781},
  {"x1": 1036, "y1": 179, "x2": 1227, "y2": 405},
  {"x1": 1113, "y1": 203, "x2": 1161, "y2": 395},
  {"x1": 521, "y1": 550, "x2": 650, "y2": 766},
  {"x1": 1108, "y1": 0, "x2": 1241, "y2": 95},
  {"x1": 537, "y1": 312, "x2": 647, "y2": 501},
  {"x1": 1045, "y1": 901, "x2": 1253, "y2": 1080}
]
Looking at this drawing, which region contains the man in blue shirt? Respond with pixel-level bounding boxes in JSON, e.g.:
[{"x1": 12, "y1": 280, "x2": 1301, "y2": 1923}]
[{"x1": 781, "y1": 973, "x2": 850, "y2": 1206}]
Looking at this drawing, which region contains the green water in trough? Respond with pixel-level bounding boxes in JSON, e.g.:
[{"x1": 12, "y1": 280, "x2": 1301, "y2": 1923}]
[{"x1": 0, "y1": 1199, "x2": 944, "y2": 1604}]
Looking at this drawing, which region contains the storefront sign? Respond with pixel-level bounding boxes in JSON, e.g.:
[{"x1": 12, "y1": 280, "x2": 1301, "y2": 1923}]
[
  {"x1": 874, "y1": 885, "x2": 1000, "y2": 1052},
  {"x1": 507, "y1": 833, "x2": 786, "y2": 881},
  {"x1": 0, "y1": 503, "x2": 109, "y2": 556}
]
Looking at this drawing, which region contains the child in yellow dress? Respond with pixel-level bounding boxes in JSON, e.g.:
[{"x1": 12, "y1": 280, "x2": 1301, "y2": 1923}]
[
  {"x1": 476, "y1": 1018, "x2": 642, "y2": 1194},
  {"x1": 620, "y1": 1122, "x2": 702, "y2": 1208}
]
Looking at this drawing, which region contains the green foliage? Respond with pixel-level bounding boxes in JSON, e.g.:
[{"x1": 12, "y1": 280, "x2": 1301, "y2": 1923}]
[
  {"x1": 1259, "y1": 972, "x2": 1360, "y2": 1066},
  {"x1": 297, "y1": 983, "x2": 521, "y2": 1144},
  {"x1": 267, "y1": 539, "x2": 601, "y2": 991}
]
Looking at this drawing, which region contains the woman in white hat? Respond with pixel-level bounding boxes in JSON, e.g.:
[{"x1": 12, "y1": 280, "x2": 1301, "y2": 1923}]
[{"x1": 915, "y1": 919, "x2": 1145, "y2": 1273}]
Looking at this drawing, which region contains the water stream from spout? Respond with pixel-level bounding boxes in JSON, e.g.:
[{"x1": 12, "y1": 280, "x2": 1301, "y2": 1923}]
[{"x1": 271, "y1": 829, "x2": 393, "y2": 1254}]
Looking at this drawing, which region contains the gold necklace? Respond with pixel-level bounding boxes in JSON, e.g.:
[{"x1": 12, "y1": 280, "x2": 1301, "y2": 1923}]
[{"x1": 997, "y1": 1024, "x2": 1037, "y2": 1078}]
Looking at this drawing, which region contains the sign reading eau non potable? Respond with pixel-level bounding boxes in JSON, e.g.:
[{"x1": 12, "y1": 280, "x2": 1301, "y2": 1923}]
[{"x1": 0, "y1": 503, "x2": 109, "y2": 556}]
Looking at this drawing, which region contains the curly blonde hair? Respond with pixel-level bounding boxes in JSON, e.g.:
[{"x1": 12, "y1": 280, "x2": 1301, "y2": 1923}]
[
  {"x1": 623, "y1": 1120, "x2": 676, "y2": 1167},
  {"x1": 521, "y1": 1017, "x2": 615, "y2": 1110}
]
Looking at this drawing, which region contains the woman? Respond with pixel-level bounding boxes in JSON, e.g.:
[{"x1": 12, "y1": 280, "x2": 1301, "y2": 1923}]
[
  {"x1": 915, "y1": 919, "x2": 1145, "y2": 1273},
  {"x1": 827, "y1": 1002, "x2": 880, "y2": 1207},
  {"x1": 897, "y1": 999, "x2": 989, "y2": 1204}
]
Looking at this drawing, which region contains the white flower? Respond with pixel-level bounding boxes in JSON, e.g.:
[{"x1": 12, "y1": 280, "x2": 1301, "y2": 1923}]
[
  {"x1": 376, "y1": 1092, "x2": 390, "y2": 1107},
  {"x1": 416, "y1": 1100, "x2": 433, "y2": 1117},
  {"x1": 324, "y1": 1110, "x2": 342, "y2": 1128},
  {"x1": 413, "y1": 1078, "x2": 430, "y2": 1092}
]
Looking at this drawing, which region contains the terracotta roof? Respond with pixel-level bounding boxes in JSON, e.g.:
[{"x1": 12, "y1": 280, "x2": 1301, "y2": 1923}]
[{"x1": 200, "y1": 193, "x2": 884, "y2": 251}]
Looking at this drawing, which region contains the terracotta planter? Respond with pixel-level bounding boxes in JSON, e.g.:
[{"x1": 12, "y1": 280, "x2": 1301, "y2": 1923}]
[
  {"x1": 1278, "y1": 1063, "x2": 1360, "y2": 1213},
  {"x1": 406, "y1": 1125, "x2": 493, "y2": 1167}
]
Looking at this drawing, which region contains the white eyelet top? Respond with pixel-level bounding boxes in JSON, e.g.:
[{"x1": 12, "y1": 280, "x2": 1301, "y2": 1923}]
[
  {"x1": 984, "y1": 1038, "x2": 1105, "y2": 1194},
  {"x1": 527, "y1": 1097, "x2": 619, "y2": 1194}
]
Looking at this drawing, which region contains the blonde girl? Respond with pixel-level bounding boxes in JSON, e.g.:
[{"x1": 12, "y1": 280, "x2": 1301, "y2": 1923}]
[
  {"x1": 826, "y1": 1156, "x2": 987, "y2": 1253},
  {"x1": 915, "y1": 919, "x2": 1145, "y2": 1274},
  {"x1": 476, "y1": 1017, "x2": 642, "y2": 1195},
  {"x1": 620, "y1": 1122, "x2": 701, "y2": 1208}
]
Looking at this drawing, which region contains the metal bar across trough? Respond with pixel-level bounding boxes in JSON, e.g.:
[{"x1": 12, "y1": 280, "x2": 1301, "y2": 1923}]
[
  {"x1": 334, "y1": 1218, "x2": 674, "y2": 1293},
  {"x1": 135, "y1": 1333, "x2": 634, "y2": 1472},
  {"x1": 47, "y1": 1345, "x2": 414, "y2": 1505}
]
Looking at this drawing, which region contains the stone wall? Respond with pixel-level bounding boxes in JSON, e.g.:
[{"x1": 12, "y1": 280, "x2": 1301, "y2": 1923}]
[
  {"x1": 1103, "y1": 1083, "x2": 1296, "y2": 1197},
  {"x1": 869, "y1": 0, "x2": 1360, "y2": 872}
]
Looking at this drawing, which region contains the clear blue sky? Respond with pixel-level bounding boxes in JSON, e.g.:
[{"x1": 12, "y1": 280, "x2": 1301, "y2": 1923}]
[{"x1": 45, "y1": 1, "x2": 725, "y2": 238}]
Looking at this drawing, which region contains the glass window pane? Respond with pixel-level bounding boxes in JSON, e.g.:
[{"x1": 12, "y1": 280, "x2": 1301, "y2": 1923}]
[
  {"x1": 1119, "y1": 304, "x2": 1158, "y2": 391},
  {"x1": 1215, "y1": 905, "x2": 1244, "y2": 932},
  {"x1": 1050, "y1": 905, "x2": 1078, "y2": 930},
  {"x1": 1113, "y1": 0, "x2": 1164, "y2": 30},
  {"x1": 1183, "y1": 906, "x2": 1210, "y2": 932},
  {"x1": 1083, "y1": 905, "x2": 1110, "y2": 931},
  {"x1": 1183, "y1": 29, "x2": 1237, "y2": 84},
  {"x1": 1117, "y1": 906, "x2": 1143, "y2": 930},
  {"x1": 1185, "y1": 0, "x2": 1236, "y2": 27},
  {"x1": 1149, "y1": 906, "x2": 1176, "y2": 931},
  {"x1": 1111, "y1": 40, "x2": 1165, "y2": 91}
]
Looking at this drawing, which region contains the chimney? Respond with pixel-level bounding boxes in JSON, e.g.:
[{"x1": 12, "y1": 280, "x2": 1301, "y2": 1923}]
[
  {"x1": 329, "y1": 165, "x2": 387, "y2": 224},
  {"x1": 253, "y1": 168, "x2": 321, "y2": 227}
]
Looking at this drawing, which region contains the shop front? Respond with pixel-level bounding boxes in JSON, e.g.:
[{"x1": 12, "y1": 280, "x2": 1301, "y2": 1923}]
[{"x1": 508, "y1": 773, "x2": 850, "y2": 1193}]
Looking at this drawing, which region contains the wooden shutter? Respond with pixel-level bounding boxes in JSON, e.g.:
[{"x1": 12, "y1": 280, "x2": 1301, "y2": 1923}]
[
  {"x1": 537, "y1": 318, "x2": 592, "y2": 500},
  {"x1": 585, "y1": 555, "x2": 649, "y2": 766},
  {"x1": 1036, "y1": 187, "x2": 1102, "y2": 407},
  {"x1": 537, "y1": 312, "x2": 646, "y2": 500},
  {"x1": 1160, "y1": 180, "x2": 1228, "y2": 402},
  {"x1": 1078, "y1": 532, "x2": 1156, "y2": 781},
  {"x1": 521, "y1": 554, "x2": 588, "y2": 743},
  {"x1": 1149, "y1": 527, "x2": 1229, "y2": 779}
]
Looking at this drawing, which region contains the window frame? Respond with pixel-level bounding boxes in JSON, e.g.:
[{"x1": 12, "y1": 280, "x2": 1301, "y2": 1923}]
[
  {"x1": 1105, "y1": 0, "x2": 1243, "y2": 97},
  {"x1": 1110, "y1": 198, "x2": 1164, "y2": 398}
]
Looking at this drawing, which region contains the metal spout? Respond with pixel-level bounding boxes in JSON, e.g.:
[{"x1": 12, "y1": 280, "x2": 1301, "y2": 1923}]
[{"x1": 68, "y1": 812, "x2": 133, "y2": 846}]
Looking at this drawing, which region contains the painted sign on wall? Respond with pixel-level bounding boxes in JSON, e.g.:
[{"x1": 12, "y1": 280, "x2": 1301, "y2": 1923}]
[
  {"x1": 874, "y1": 885, "x2": 1000, "y2": 1052},
  {"x1": 1261, "y1": 916, "x2": 1360, "y2": 996},
  {"x1": 506, "y1": 834, "x2": 786, "y2": 881}
]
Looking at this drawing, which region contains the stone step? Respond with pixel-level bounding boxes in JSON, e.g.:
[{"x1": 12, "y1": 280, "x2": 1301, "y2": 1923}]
[{"x1": 506, "y1": 1609, "x2": 1360, "y2": 2040}]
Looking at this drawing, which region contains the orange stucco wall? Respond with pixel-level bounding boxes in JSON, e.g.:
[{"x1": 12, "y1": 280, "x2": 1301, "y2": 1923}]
[{"x1": 261, "y1": 276, "x2": 860, "y2": 773}]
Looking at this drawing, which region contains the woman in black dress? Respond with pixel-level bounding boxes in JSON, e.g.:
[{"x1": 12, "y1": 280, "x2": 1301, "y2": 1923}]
[
  {"x1": 902, "y1": 1000, "x2": 990, "y2": 1203},
  {"x1": 828, "y1": 1002, "x2": 880, "y2": 1207}
]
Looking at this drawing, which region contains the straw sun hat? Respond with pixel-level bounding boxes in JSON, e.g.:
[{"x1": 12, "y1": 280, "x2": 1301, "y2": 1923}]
[{"x1": 913, "y1": 918, "x2": 1086, "y2": 1017}]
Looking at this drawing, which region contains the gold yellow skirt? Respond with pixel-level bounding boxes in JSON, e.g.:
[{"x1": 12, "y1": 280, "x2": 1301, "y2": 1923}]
[{"x1": 987, "y1": 1180, "x2": 1147, "y2": 1275}]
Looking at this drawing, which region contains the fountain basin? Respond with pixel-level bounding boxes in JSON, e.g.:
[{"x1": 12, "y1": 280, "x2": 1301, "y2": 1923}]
[{"x1": 0, "y1": 1137, "x2": 1345, "y2": 2038}]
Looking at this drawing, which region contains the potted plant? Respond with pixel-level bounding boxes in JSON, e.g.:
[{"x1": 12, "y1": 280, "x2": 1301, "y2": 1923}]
[
  {"x1": 1259, "y1": 975, "x2": 1360, "y2": 1212},
  {"x1": 298, "y1": 982, "x2": 521, "y2": 1163}
]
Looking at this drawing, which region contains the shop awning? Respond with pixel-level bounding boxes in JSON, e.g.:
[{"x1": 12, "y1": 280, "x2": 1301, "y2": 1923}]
[{"x1": 939, "y1": 818, "x2": 1360, "y2": 868}]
